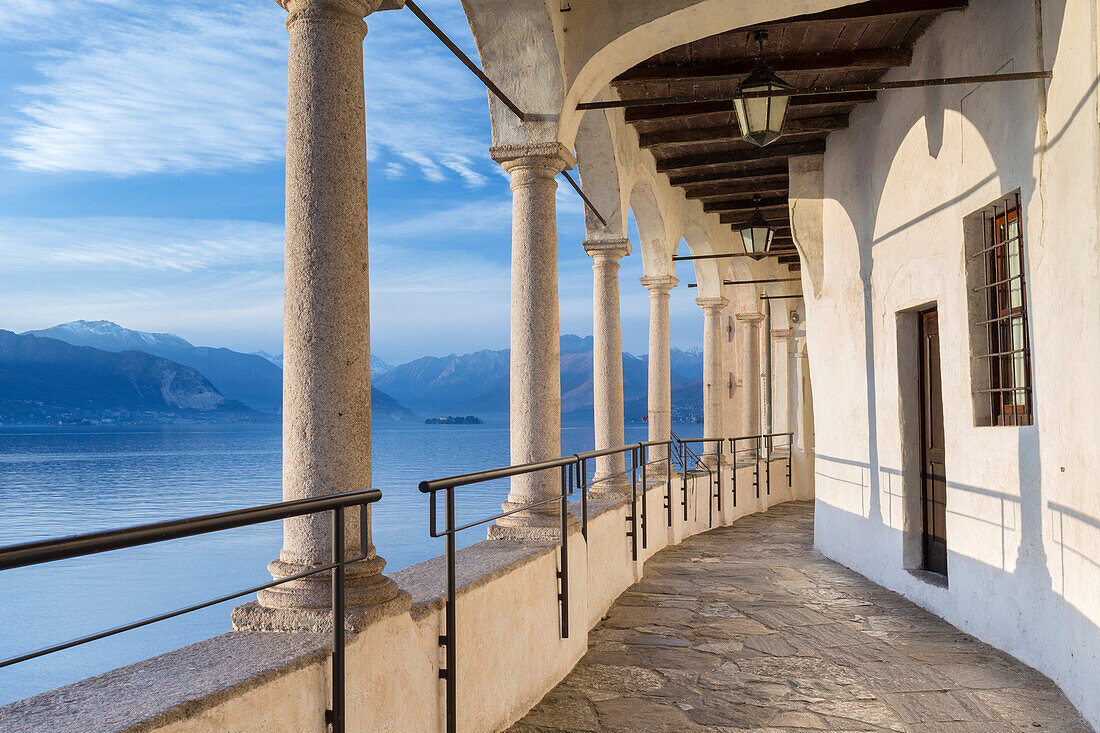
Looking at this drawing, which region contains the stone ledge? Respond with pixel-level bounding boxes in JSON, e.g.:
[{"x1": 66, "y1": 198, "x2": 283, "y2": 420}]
[
  {"x1": 0, "y1": 632, "x2": 330, "y2": 733},
  {"x1": 0, "y1": 495, "x2": 645, "y2": 731},
  {"x1": 392, "y1": 537, "x2": 559, "y2": 622}
]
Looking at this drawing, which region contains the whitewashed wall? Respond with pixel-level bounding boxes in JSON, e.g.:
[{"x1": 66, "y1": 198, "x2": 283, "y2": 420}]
[{"x1": 805, "y1": 0, "x2": 1100, "y2": 728}]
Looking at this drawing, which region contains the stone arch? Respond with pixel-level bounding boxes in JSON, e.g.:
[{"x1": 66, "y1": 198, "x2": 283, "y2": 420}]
[
  {"x1": 459, "y1": 0, "x2": 564, "y2": 146},
  {"x1": 555, "y1": 0, "x2": 857, "y2": 147},
  {"x1": 628, "y1": 175, "x2": 672, "y2": 277},
  {"x1": 575, "y1": 110, "x2": 627, "y2": 239}
]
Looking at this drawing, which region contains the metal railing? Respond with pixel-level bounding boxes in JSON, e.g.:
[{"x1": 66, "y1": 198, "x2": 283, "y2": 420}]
[
  {"x1": 730, "y1": 431, "x2": 794, "y2": 502},
  {"x1": 0, "y1": 489, "x2": 384, "y2": 733},
  {"x1": 418, "y1": 439, "x2": 674, "y2": 733},
  {"x1": 670, "y1": 431, "x2": 710, "y2": 523},
  {"x1": 675, "y1": 437, "x2": 725, "y2": 526}
]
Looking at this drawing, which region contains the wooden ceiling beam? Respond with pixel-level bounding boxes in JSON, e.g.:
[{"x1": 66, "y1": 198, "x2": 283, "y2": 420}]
[
  {"x1": 704, "y1": 196, "x2": 789, "y2": 214},
  {"x1": 639, "y1": 115, "x2": 848, "y2": 149},
  {"x1": 747, "y1": 0, "x2": 968, "y2": 29},
  {"x1": 721, "y1": 207, "x2": 789, "y2": 224},
  {"x1": 669, "y1": 163, "x2": 789, "y2": 187},
  {"x1": 624, "y1": 92, "x2": 875, "y2": 124},
  {"x1": 616, "y1": 49, "x2": 911, "y2": 85},
  {"x1": 656, "y1": 139, "x2": 826, "y2": 174},
  {"x1": 684, "y1": 176, "x2": 789, "y2": 200}
]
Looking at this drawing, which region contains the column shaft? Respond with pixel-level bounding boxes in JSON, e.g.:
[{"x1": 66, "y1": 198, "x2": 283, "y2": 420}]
[
  {"x1": 257, "y1": 0, "x2": 398, "y2": 614},
  {"x1": 737, "y1": 313, "x2": 764, "y2": 436},
  {"x1": 772, "y1": 329, "x2": 792, "y2": 434},
  {"x1": 490, "y1": 144, "x2": 575, "y2": 536},
  {"x1": 641, "y1": 276, "x2": 677, "y2": 462},
  {"x1": 697, "y1": 297, "x2": 728, "y2": 460},
  {"x1": 586, "y1": 240, "x2": 631, "y2": 496}
]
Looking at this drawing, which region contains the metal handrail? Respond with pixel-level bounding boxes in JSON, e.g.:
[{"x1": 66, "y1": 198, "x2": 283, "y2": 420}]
[
  {"x1": 417, "y1": 439, "x2": 673, "y2": 733},
  {"x1": 674, "y1": 436, "x2": 725, "y2": 526},
  {"x1": 729, "y1": 432, "x2": 794, "y2": 501},
  {"x1": 0, "y1": 489, "x2": 384, "y2": 733}
]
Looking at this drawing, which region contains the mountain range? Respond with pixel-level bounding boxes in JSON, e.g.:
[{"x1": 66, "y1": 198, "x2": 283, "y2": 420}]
[
  {"x1": 0, "y1": 330, "x2": 253, "y2": 423},
  {"x1": 10, "y1": 321, "x2": 415, "y2": 424},
  {"x1": 3, "y1": 321, "x2": 703, "y2": 425},
  {"x1": 375, "y1": 334, "x2": 702, "y2": 422}
]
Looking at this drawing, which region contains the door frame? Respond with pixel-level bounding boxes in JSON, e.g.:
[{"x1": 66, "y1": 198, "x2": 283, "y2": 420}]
[{"x1": 918, "y1": 307, "x2": 948, "y2": 577}]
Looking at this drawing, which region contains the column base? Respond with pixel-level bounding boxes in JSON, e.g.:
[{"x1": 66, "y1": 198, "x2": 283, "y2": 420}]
[
  {"x1": 486, "y1": 500, "x2": 579, "y2": 541},
  {"x1": 231, "y1": 591, "x2": 410, "y2": 634},
  {"x1": 587, "y1": 473, "x2": 631, "y2": 499},
  {"x1": 232, "y1": 554, "x2": 406, "y2": 632}
]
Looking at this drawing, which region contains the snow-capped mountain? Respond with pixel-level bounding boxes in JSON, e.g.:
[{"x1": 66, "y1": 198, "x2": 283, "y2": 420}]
[
  {"x1": 27, "y1": 321, "x2": 282, "y2": 414},
  {"x1": 252, "y1": 350, "x2": 283, "y2": 368},
  {"x1": 22, "y1": 321, "x2": 414, "y2": 421}
]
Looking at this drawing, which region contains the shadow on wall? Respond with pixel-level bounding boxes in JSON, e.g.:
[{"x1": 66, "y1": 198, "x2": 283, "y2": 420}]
[
  {"x1": 813, "y1": 453, "x2": 1099, "y2": 725},
  {"x1": 807, "y1": 1, "x2": 1100, "y2": 726}
]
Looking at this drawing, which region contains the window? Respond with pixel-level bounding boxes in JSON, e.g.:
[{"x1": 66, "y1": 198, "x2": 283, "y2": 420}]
[{"x1": 964, "y1": 192, "x2": 1034, "y2": 426}]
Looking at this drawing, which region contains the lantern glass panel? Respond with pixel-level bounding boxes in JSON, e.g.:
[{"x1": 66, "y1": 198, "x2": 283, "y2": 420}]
[{"x1": 734, "y1": 65, "x2": 794, "y2": 147}]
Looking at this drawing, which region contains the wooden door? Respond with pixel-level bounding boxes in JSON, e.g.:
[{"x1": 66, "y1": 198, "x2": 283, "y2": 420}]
[{"x1": 920, "y1": 309, "x2": 948, "y2": 576}]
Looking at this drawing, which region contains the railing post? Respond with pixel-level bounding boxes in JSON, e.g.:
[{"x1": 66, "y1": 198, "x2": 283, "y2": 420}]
[
  {"x1": 681, "y1": 442, "x2": 688, "y2": 521},
  {"x1": 329, "y1": 507, "x2": 345, "y2": 733},
  {"x1": 716, "y1": 440, "x2": 723, "y2": 513},
  {"x1": 629, "y1": 447, "x2": 638, "y2": 561},
  {"x1": 665, "y1": 443, "x2": 673, "y2": 527},
  {"x1": 559, "y1": 465, "x2": 570, "y2": 639},
  {"x1": 754, "y1": 437, "x2": 761, "y2": 499},
  {"x1": 444, "y1": 486, "x2": 456, "y2": 733},
  {"x1": 731, "y1": 439, "x2": 738, "y2": 508},
  {"x1": 640, "y1": 445, "x2": 648, "y2": 550},
  {"x1": 578, "y1": 459, "x2": 588, "y2": 542},
  {"x1": 766, "y1": 435, "x2": 772, "y2": 496},
  {"x1": 787, "y1": 433, "x2": 793, "y2": 491}
]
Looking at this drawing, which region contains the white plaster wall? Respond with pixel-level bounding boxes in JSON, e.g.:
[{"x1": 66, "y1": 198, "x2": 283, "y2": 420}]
[{"x1": 806, "y1": 0, "x2": 1100, "y2": 727}]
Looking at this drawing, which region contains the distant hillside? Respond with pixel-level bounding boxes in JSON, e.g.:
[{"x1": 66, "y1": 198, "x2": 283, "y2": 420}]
[
  {"x1": 0, "y1": 331, "x2": 256, "y2": 424},
  {"x1": 25, "y1": 321, "x2": 413, "y2": 421},
  {"x1": 377, "y1": 335, "x2": 704, "y2": 422},
  {"x1": 28, "y1": 321, "x2": 283, "y2": 414}
]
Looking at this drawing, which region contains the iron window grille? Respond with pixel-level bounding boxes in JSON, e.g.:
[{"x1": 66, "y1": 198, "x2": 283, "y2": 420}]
[{"x1": 968, "y1": 192, "x2": 1034, "y2": 426}]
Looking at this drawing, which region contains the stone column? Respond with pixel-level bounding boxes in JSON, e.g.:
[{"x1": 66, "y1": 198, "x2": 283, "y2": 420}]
[
  {"x1": 489, "y1": 143, "x2": 576, "y2": 539},
  {"x1": 242, "y1": 0, "x2": 402, "y2": 626},
  {"x1": 641, "y1": 275, "x2": 678, "y2": 462},
  {"x1": 736, "y1": 313, "x2": 764, "y2": 436},
  {"x1": 772, "y1": 328, "x2": 792, "y2": 434},
  {"x1": 585, "y1": 239, "x2": 631, "y2": 496},
  {"x1": 697, "y1": 297, "x2": 728, "y2": 463}
]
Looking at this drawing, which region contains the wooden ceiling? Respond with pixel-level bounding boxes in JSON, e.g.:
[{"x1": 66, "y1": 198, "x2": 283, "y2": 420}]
[{"x1": 612, "y1": 0, "x2": 968, "y2": 270}]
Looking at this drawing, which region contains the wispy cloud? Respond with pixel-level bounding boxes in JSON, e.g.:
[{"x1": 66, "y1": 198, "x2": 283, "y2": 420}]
[
  {"x1": 0, "y1": 217, "x2": 284, "y2": 272},
  {"x1": 2, "y1": 0, "x2": 496, "y2": 186}
]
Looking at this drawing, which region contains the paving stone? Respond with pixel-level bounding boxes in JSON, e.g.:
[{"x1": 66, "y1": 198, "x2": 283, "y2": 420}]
[
  {"x1": 881, "y1": 689, "x2": 1000, "y2": 723},
  {"x1": 507, "y1": 502, "x2": 1090, "y2": 732}
]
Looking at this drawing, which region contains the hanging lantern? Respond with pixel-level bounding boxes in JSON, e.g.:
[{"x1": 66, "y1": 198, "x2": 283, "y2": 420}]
[
  {"x1": 733, "y1": 30, "x2": 795, "y2": 147},
  {"x1": 738, "y1": 195, "x2": 776, "y2": 259}
]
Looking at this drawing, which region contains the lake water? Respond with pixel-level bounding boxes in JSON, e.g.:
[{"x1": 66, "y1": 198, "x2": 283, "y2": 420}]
[{"x1": 0, "y1": 420, "x2": 702, "y2": 704}]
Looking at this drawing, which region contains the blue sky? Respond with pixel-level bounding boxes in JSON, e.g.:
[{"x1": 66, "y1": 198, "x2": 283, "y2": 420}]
[{"x1": 0, "y1": 0, "x2": 703, "y2": 364}]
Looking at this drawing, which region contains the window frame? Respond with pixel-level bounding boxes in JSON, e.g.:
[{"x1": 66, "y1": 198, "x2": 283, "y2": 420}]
[{"x1": 970, "y1": 193, "x2": 1034, "y2": 426}]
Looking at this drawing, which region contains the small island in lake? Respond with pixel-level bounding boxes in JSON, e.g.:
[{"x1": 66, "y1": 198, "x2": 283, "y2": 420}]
[{"x1": 425, "y1": 415, "x2": 483, "y2": 425}]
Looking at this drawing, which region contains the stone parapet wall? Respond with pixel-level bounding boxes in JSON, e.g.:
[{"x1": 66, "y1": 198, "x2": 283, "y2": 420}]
[{"x1": 0, "y1": 458, "x2": 800, "y2": 733}]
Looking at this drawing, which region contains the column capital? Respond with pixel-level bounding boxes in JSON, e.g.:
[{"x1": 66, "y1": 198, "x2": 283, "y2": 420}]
[
  {"x1": 277, "y1": 0, "x2": 404, "y2": 19},
  {"x1": 736, "y1": 312, "x2": 765, "y2": 325},
  {"x1": 771, "y1": 328, "x2": 792, "y2": 340},
  {"x1": 695, "y1": 296, "x2": 728, "y2": 314},
  {"x1": 490, "y1": 142, "x2": 575, "y2": 175},
  {"x1": 583, "y1": 238, "x2": 631, "y2": 261},
  {"x1": 640, "y1": 275, "x2": 678, "y2": 295}
]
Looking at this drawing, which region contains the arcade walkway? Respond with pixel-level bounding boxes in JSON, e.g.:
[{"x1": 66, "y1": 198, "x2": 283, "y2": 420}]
[{"x1": 510, "y1": 502, "x2": 1091, "y2": 732}]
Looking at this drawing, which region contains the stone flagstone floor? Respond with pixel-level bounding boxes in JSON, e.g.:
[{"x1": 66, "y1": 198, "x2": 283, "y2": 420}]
[{"x1": 510, "y1": 501, "x2": 1092, "y2": 733}]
